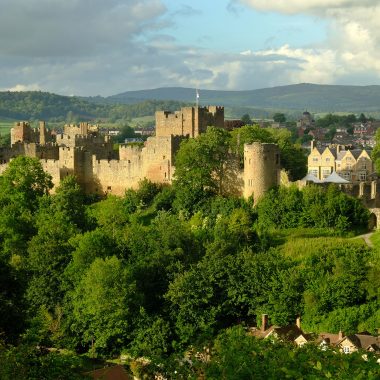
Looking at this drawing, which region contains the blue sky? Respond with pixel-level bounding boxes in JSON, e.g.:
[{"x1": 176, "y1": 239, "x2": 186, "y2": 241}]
[
  {"x1": 1, "y1": 0, "x2": 380, "y2": 96},
  {"x1": 160, "y1": 0, "x2": 327, "y2": 52}
]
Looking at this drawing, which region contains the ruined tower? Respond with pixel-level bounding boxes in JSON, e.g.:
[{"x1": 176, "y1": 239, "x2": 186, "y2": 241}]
[{"x1": 243, "y1": 142, "x2": 281, "y2": 204}]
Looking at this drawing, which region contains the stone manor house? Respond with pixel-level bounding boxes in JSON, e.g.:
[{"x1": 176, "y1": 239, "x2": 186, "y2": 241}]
[
  {"x1": 307, "y1": 140, "x2": 373, "y2": 182},
  {"x1": 0, "y1": 106, "x2": 280, "y2": 204}
]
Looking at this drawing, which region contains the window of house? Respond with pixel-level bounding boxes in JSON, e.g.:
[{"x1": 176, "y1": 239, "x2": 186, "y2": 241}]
[
  {"x1": 346, "y1": 157, "x2": 352, "y2": 161},
  {"x1": 322, "y1": 169, "x2": 331, "y2": 178},
  {"x1": 343, "y1": 346, "x2": 350, "y2": 354},
  {"x1": 359, "y1": 173, "x2": 367, "y2": 181},
  {"x1": 347, "y1": 164, "x2": 352, "y2": 170},
  {"x1": 309, "y1": 169, "x2": 318, "y2": 177},
  {"x1": 342, "y1": 172, "x2": 351, "y2": 180},
  {"x1": 325, "y1": 158, "x2": 330, "y2": 162},
  {"x1": 312, "y1": 157, "x2": 318, "y2": 162}
]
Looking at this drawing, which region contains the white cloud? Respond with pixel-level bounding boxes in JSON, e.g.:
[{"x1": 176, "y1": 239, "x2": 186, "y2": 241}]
[
  {"x1": 2, "y1": 0, "x2": 380, "y2": 96},
  {"x1": 238, "y1": 0, "x2": 376, "y2": 14},
  {"x1": 233, "y1": 0, "x2": 380, "y2": 89},
  {"x1": 3, "y1": 83, "x2": 42, "y2": 92},
  {"x1": 0, "y1": 0, "x2": 166, "y2": 57}
]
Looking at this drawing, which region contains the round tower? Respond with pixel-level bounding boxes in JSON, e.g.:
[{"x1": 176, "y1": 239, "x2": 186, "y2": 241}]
[{"x1": 243, "y1": 142, "x2": 280, "y2": 204}]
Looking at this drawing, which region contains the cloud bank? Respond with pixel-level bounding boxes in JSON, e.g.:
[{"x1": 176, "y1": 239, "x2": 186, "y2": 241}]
[
  {"x1": 236, "y1": 0, "x2": 380, "y2": 88},
  {"x1": 1, "y1": 0, "x2": 380, "y2": 95}
]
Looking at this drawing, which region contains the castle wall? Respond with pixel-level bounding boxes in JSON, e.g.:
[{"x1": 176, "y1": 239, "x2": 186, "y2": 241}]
[
  {"x1": 41, "y1": 159, "x2": 61, "y2": 192},
  {"x1": 91, "y1": 157, "x2": 142, "y2": 195},
  {"x1": 90, "y1": 135, "x2": 184, "y2": 195}
]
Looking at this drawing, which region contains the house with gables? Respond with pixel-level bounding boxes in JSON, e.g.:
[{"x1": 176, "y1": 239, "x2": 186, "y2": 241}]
[{"x1": 307, "y1": 141, "x2": 373, "y2": 182}]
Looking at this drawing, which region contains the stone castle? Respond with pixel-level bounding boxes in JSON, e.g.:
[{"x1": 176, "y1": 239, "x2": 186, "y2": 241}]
[
  {"x1": 0, "y1": 107, "x2": 280, "y2": 204},
  {"x1": 3, "y1": 108, "x2": 380, "y2": 226}
]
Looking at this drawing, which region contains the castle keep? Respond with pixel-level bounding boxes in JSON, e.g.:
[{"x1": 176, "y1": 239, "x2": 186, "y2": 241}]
[
  {"x1": 155, "y1": 106, "x2": 224, "y2": 138},
  {"x1": 0, "y1": 106, "x2": 281, "y2": 201}
]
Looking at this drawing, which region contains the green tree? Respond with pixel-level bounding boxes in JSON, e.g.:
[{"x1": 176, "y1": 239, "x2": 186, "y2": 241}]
[
  {"x1": 26, "y1": 210, "x2": 78, "y2": 312},
  {"x1": 241, "y1": 113, "x2": 252, "y2": 125},
  {"x1": 202, "y1": 326, "x2": 380, "y2": 380},
  {"x1": 51, "y1": 175, "x2": 86, "y2": 230},
  {"x1": 273, "y1": 112, "x2": 286, "y2": 123},
  {"x1": 115, "y1": 124, "x2": 137, "y2": 143},
  {"x1": 173, "y1": 127, "x2": 239, "y2": 212},
  {"x1": 0, "y1": 156, "x2": 53, "y2": 259},
  {"x1": 0, "y1": 156, "x2": 53, "y2": 210},
  {"x1": 0, "y1": 257, "x2": 25, "y2": 341},
  {"x1": 0, "y1": 342, "x2": 84, "y2": 380},
  {"x1": 358, "y1": 113, "x2": 367, "y2": 123},
  {"x1": 70, "y1": 256, "x2": 140, "y2": 353},
  {"x1": 371, "y1": 128, "x2": 380, "y2": 173},
  {"x1": 64, "y1": 229, "x2": 120, "y2": 288},
  {"x1": 89, "y1": 195, "x2": 130, "y2": 239}
]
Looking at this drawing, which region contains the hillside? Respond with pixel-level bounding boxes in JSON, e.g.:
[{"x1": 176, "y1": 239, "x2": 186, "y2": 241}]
[
  {"x1": 107, "y1": 83, "x2": 380, "y2": 113},
  {"x1": 0, "y1": 91, "x2": 187, "y2": 123},
  {"x1": 2, "y1": 84, "x2": 380, "y2": 126}
]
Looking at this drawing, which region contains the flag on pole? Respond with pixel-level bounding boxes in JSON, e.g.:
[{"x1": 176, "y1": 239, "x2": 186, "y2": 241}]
[{"x1": 196, "y1": 89, "x2": 200, "y2": 99}]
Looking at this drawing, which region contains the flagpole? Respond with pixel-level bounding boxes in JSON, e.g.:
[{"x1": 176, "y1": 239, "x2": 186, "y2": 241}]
[{"x1": 196, "y1": 88, "x2": 199, "y2": 108}]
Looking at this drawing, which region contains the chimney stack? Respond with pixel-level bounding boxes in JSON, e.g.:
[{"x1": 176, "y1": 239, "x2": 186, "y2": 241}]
[
  {"x1": 310, "y1": 140, "x2": 316, "y2": 151},
  {"x1": 296, "y1": 316, "x2": 301, "y2": 329},
  {"x1": 338, "y1": 330, "x2": 344, "y2": 340},
  {"x1": 261, "y1": 314, "x2": 268, "y2": 332}
]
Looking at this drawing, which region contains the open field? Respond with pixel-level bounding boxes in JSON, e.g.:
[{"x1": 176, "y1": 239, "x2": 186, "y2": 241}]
[
  {"x1": 129, "y1": 115, "x2": 155, "y2": 128},
  {"x1": 272, "y1": 228, "x2": 367, "y2": 262},
  {"x1": 0, "y1": 121, "x2": 13, "y2": 135}
]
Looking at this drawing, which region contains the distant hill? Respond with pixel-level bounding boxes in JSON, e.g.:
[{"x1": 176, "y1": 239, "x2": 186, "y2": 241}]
[
  {"x1": 0, "y1": 91, "x2": 187, "y2": 123},
  {"x1": 2, "y1": 84, "x2": 380, "y2": 126},
  {"x1": 107, "y1": 83, "x2": 380, "y2": 113}
]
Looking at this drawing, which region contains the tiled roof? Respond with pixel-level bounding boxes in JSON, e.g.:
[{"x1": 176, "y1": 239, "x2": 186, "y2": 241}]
[
  {"x1": 317, "y1": 333, "x2": 341, "y2": 345},
  {"x1": 344, "y1": 334, "x2": 380, "y2": 351}
]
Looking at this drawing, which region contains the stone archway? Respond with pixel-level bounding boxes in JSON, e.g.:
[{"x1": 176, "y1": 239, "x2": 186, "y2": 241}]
[
  {"x1": 368, "y1": 213, "x2": 377, "y2": 230},
  {"x1": 368, "y1": 208, "x2": 380, "y2": 230}
]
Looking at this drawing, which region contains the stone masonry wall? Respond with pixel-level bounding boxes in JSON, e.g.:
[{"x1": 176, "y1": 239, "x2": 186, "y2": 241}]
[{"x1": 244, "y1": 142, "x2": 281, "y2": 203}]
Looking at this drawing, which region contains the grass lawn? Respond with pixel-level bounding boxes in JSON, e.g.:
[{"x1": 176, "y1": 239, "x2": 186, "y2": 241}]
[
  {"x1": 369, "y1": 230, "x2": 380, "y2": 260},
  {"x1": 272, "y1": 228, "x2": 367, "y2": 261}
]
